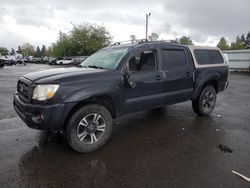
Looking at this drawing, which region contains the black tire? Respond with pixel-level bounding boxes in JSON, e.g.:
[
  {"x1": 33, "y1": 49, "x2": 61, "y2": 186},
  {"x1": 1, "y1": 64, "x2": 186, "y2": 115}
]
[
  {"x1": 65, "y1": 104, "x2": 113, "y2": 153},
  {"x1": 192, "y1": 85, "x2": 217, "y2": 116},
  {"x1": 59, "y1": 62, "x2": 63, "y2": 65}
]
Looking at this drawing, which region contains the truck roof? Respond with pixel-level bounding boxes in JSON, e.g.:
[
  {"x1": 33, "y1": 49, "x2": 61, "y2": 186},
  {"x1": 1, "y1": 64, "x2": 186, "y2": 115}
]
[{"x1": 104, "y1": 41, "x2": 227, "y2": 68}]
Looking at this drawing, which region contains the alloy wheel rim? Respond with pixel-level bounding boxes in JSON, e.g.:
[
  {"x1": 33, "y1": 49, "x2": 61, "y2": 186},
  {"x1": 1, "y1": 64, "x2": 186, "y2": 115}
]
[
  {"x1": 77, "y1": 113, "x2": 106, "y2": 144},
  {"x1": 202, "y1": 91, "x2": 215, "y2": 112}
]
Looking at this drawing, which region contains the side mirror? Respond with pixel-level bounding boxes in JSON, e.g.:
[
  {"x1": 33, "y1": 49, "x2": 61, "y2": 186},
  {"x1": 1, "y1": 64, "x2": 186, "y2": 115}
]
[{"x1": 124, "y1": 67, "x2": 136, "y2": 88}]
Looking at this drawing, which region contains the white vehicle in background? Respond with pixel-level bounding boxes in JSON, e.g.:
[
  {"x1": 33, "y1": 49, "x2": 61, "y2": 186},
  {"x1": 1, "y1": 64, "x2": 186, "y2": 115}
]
[
  {"x1": 4, "y1": 55, "x2": 17, "y2": 66},
  {"x1": 56, "y1": 58, "x2": 73, "y2": 65},
  {"x1": 28, "y1": 56, "x2": 33, "y2": 62}
]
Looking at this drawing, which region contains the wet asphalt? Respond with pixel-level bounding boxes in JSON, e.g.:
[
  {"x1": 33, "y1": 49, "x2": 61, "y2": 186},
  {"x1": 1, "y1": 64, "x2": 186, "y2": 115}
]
[{"x1": 0, "y1": 64, "x2": 249, "y2": 188}]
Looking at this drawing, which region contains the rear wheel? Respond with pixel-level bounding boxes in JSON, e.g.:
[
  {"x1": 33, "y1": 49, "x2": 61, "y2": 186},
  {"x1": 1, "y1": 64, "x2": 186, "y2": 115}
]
[
  {"x1": 65, "y1": 104, "x2": 113, "y2": 153},
  {"x1": 192, "y1": 85, "x2": 217, "y2": 116}
]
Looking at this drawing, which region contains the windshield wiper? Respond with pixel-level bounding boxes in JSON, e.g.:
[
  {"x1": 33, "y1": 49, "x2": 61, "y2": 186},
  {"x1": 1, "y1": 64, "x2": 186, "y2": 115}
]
[{"x1": 85, "y1": 65, "x2": 104, "y2": 69}]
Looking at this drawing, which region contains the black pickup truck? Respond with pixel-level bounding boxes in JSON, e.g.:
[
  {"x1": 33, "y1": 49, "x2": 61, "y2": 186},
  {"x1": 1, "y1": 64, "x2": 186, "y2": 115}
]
[{"x1": 13, "y1": 41, "x2": 229, "y2": 153}]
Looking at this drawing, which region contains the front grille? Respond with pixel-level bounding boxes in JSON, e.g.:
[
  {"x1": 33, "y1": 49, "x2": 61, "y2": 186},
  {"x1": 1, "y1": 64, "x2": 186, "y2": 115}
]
[{"x1": 17, "y1": 77, "x2": 32, "y2": 102}]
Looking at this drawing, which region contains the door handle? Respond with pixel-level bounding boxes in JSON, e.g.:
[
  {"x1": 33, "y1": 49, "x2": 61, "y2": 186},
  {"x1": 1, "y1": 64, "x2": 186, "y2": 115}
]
[
  {"x1": 156, "y1": 75, "x2": 162, "y2": 81},
  {"x1": 186, "y1": 72, "x2": 191, "y2": 77}
]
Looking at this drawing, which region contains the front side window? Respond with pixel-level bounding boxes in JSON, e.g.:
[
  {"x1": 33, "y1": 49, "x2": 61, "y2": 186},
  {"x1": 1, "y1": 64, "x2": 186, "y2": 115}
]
[
  {"x1": 128, "y1": 50, "x2": 156, "y2": 72},
  {"x1": 194, "y1": 49, "x2": 224, "y2": 65},
  {"x1": 81, "y1": 48, "x2": 128, "y2": 70}
]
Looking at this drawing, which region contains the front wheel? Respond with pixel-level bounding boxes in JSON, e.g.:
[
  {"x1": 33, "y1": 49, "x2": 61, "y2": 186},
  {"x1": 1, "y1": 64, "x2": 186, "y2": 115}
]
[
  {"x1": 192, "y1": 85, "x2": 217, "y2": 116},
  {"x1": 65, "y1": 104, "x2": 113, "y2": 153}
]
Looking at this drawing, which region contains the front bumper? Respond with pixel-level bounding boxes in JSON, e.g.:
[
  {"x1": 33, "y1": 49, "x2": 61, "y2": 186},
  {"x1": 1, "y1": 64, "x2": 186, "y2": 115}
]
[{"x1": 13, "y1": 93, "x2": 74, "y2": 131}]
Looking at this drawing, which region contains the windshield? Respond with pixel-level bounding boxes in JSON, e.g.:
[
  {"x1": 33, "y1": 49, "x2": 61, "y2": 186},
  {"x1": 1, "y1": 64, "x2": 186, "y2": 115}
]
[{"x1": 81, "y1": 48, "x2": 128, "y2": 70}]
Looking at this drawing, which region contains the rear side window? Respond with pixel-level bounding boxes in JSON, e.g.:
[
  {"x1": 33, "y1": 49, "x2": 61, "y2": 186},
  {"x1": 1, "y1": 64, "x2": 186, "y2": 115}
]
[
  {"x1": 194, "y1": 50, "x2": 224, "y2": 65},
  {"x1": 162, "y1": 49, "x2": 187, "y2": 70}
]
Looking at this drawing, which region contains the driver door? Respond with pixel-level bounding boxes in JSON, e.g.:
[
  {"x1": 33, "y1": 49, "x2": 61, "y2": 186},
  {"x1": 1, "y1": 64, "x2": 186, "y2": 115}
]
[{"x1": 122, "y1": 49, "x2": 164, "y2": 113}]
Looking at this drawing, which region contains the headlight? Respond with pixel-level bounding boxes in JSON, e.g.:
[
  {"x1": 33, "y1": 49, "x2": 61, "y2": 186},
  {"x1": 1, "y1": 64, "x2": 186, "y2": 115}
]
[{"x1": 32, "y1": 84, "x2": 59, "y2": 101}]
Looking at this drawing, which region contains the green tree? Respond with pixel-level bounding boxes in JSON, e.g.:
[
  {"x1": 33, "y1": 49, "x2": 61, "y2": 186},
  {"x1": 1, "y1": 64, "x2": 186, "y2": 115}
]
[
  {"x1": 10, "y1": 48, "x2": 15, "y2": 55},
  {"x1": 52, "y1": 23, "x2": 112, "y2": 57},
  {"x1": 21, "y1": 43, "x2": 35, "y2": 56},
  {"x1": 149, "y1": 33, "x2": 159, "y2": 41},
  {"x1": 246, "y1": 31, "x2": 250, "y2": 49},
  {"x1": 241, "y1": 34, "x2": 246, "y2": 43},
  {"x1": 47, "y1": 46, "x2": 52, "y2": 56},
  {"x1": 240, "y1": 34, "x2": 247, "y2": 48},
  {"x1": 41, "y1": 45, "x2": 46, "y2": 57},
  {"x1": 0, "y1": 47, "x2": 9, "y2": 56},
  {"x1": 217, "y1": 37, "x2": 230, "y2": 50},
  {"x1": 35, "y1": 46, "x2": 41, "y2": 57},
  {"x1": 178, "y1": 36, "x2": 193, "y2": 45},
  {"x1": 51, "y1": 32, "x2": 71, "y2": 57},
  {"x1": 230, "y1": 36, "x2": 245, "y2": 50},
  {"x1": 17, "y1": 46, "x2": 22, "y2": 54},
  {"x1": 130, "y1": 34, "x2": 136, "y2": 43}
]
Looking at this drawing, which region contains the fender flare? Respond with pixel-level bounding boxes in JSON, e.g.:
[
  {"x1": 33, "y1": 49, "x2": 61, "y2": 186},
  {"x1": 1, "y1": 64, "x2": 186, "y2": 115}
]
[{"x1": 192, "y1": 73, "x2": 219, "y2": 100}]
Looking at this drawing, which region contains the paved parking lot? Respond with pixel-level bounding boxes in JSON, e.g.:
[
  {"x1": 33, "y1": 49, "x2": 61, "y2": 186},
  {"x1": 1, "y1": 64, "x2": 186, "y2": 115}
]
[{"x1": 0, "y1": 64, "x2": 249, "y2": 187}]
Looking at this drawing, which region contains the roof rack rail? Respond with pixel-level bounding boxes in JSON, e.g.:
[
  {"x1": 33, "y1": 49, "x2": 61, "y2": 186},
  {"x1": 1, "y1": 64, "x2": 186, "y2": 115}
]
[
  {"x1": 111, "y1": 39, "x2": 149, "y2": 46},
  {"x1": 160, "y1": 39, "x2": 179, "y2": 44},
  {"x1": 111, "y1": 39, "x2": 179, "y2": 46},
  {"x1": 138, "y1": 39, "x2": 149, "y2": 44},
  {"x1": 111, "y1": 40, "x2": 133, "y2": 46}
]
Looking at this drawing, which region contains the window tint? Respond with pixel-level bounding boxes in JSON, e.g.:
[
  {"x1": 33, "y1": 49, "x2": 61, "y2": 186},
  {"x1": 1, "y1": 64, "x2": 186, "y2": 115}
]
[
  {"x1": 162, "y1": 49, "x2": 187, "y2": 70},
  {"x1": 128, "y1": 51, "x2": 156, "y2": 72},
  {"x1": 194, "y1": 50, "x2": 224, "y2": 65}
]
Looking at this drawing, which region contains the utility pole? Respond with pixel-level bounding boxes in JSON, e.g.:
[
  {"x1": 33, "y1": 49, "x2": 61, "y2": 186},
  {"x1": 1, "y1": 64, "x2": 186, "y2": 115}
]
[{"x1": 145, "y1": 13, "x2": 151, "y2": 40}]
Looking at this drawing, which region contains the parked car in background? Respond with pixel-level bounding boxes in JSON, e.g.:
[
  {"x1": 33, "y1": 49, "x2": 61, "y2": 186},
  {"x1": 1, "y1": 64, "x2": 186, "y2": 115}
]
[
  {"x1": 3, "y1": 55, "x2": 16, "y2": 66},
  {"x1": 28, "y1": 56, "x2": 33, "y2": 63},
  {"x1": 71, "y1": 56, "x2": 88, "y2": 66},
  {"x1": 41, "y1": 56, "x2": 49, "y2": 64},
  {"x1": 0, "y1": 56, "x2": 5, "y2": 68},
  {"x1": 32, "y1": 57, "x2": 42, "y2": 63},
  {"x1": 56, "y1": 58, "x2": 73, "y2": 65},
  {"x1": 16, "y1": 59, "x2": 26, "y2": 65},
  {"x1": 14, "y1": 54, "x2": 26, "y2": 65},
  {"x1": 23, "y1": 58, "x2": 29, "y2": 63},
  {"x1": 4, "y1": 60, "x2": 16, "y2": 66},
  {"x1": 48, "y1": 57, "x2": 57, "y2": 65}
]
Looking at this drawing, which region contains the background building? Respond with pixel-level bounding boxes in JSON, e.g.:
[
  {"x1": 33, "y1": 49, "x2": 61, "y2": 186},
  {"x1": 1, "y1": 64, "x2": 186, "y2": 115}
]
[{"x1": 223, "y1": 50, "x2": 250, "y2": 71}]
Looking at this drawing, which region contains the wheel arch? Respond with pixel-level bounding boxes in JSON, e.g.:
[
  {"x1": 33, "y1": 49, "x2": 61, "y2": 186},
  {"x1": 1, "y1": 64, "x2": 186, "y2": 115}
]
[
  {"x1": 203, "y1": 80, "x2": 219, "y2": 92},
  {"x1": 63, "y1": 95, "x2": 116, "y2": 130},
  {"x1": 192, "y1": 76, "x2": 219, "y2": 100}
]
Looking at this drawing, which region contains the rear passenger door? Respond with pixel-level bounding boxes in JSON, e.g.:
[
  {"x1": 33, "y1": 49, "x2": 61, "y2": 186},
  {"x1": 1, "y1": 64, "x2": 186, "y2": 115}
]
[{"x1": 160, "y1": 47, "x2": 194, "y2": 104}]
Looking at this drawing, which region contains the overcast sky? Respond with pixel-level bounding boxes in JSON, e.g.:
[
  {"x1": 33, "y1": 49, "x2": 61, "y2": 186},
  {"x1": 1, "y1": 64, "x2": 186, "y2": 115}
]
[{"x1": 0, "y1": 0, "x2": 250, "y2": 50}]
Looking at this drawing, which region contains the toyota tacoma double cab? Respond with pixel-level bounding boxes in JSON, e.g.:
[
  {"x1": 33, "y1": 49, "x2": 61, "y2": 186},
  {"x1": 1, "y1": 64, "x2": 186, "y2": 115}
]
[{"x1": 13, "y1": 41, "x2": 229, "y2": 153}]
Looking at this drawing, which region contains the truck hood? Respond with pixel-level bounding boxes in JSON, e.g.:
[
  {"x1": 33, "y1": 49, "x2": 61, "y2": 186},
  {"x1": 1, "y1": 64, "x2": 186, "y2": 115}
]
[{"x1": 22, "y1": 67, "x2": 111, "y2": 83}]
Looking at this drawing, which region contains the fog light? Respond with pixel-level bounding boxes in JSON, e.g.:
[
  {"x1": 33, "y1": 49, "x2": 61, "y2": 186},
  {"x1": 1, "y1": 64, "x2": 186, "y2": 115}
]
[{"x1": 31, "y1": 112, "x2": 44, "y2": 123}]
